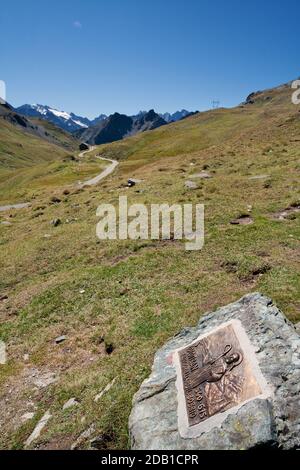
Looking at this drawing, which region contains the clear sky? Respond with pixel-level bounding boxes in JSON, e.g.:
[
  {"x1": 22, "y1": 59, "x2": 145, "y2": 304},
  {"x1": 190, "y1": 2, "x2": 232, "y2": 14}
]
[{"x1": 1, "y1": 0, "x2": 299, "y2": 118}]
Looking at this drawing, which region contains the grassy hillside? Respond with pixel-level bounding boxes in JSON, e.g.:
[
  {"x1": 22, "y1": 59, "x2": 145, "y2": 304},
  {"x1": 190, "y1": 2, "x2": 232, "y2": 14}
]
[
  {"x1": 0, "y1": 118, "x2": 71, "y2": 169},
  {"x1": 0, "y1": 115, "x2": 103, "y2": 204},
  {"x1": 0, "y1": 82, "x2": 299, "y2": 449}
]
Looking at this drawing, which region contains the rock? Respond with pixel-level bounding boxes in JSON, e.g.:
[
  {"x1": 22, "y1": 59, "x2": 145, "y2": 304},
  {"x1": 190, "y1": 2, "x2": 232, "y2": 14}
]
[
  {"x1": 33, "y1": 371, "x2": 57, "y2": 389},
  {"x1": 249, "y1": 175, "x2": 271, "y2": 180},
  {"x1": 230, "y1": 215, "x2": 253, "y2": 225},
  {"x1": 189, "y1": 172, "x2": 212, "y2": 179},
  {"x1": 71, "y1": 424, "x2": 95, "y2": 450},
  {"x1": 128, "y1": 178, "x2": 142, "y2": 187},
  {"x1": 0, "y1": 340, "x2": 6, "y2": 364},
  {"x1": 51, "y1": 218, "x2": 61, "y2": 227},
  {"x1": 63, "y1": 398, "x2": 79, "y2": 410},
  {"x1": 95, "y1": 378, "x2": 117, "y2": 403},
  {"x1": 55, "y1": 335, "x2": 66, "y2": 344},
  {"x1": 50, "y1": 196, "x2": 61, "y2": 204},
  {"x1": 129, "y1": 293, "x2": 300, "y2": 450},
  {"x1": 21, "y1": 412, "x2": 35, "y2": 423},
  {"x1": 25, "y1": 410, "x2": 51, "y2": 447},
  {"x1": 185, "y1": 181, "x2": 198, "y2": 190}
]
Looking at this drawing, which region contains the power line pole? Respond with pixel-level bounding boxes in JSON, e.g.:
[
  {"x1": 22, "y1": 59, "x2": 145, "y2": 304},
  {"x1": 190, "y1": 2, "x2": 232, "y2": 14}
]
[{"x1": 212, "y1": 100, "x2": 220, "y2": 109}]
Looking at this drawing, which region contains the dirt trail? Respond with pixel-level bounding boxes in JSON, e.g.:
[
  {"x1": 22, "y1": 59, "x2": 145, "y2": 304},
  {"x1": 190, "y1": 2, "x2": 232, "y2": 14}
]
[{"x1": 0, "y1": 146, "x2": 119, "y2": 211}]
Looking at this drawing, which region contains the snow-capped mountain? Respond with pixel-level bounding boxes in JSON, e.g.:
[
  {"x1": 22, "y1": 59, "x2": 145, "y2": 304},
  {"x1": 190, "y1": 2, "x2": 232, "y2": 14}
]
[{"x1": 16, "y1": 104, "x2": 107, "y2": 133}]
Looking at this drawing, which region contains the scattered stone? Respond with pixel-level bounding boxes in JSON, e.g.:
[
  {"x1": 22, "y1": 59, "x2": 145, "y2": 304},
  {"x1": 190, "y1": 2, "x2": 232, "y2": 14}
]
[
  {"x1": 71, "y1": 424, "x2": 95, "y2": 450},
  {"x1": 249, "y1": 175, "x2": 270, "y2": 180},
  {"x1": 295, "y1": 323, "x2": 300, "y2": 335},
  {"x1": 25, "y1": 410, "x2": 52, "y2": 447},
  {"x1": 55, "y1": 335, "x2": 66, "y2": 344},
  {"x1": 21, "y1": 412, "x2": 35, "y2": 423},
  {"x1": 0, "y1": 340, "x2": 6, "y2": 364},
  {"x1": 189, "y1": 172, "x2": 212, "y2": 179},
  {"x1": 33, "y1": 371, "x2": 57, "y2": 389},
  {"x1": 95, "y1": 378, "x2": 117, "y2": 403},
  {"x1": 51, "y1": 218, "x2": 61, "y2": 227},
  {"x1": 50, "y1": 196, "x2": 61, "y2": 204},
  {"x1": 230, "y1": 214, "x2": 253, "y2": 225},
  {"x1": 79, "y1": 289, "x2": 85, "y2": 294},
  {"x1": 129, "y1": 293, "x2": 300, "y2": 450},
  {"x1": 63, "y1": 189, "x2": 70, "y2": 195},
  {"x1": 23, "y1": 353, "x2": 29, "y2": 361},
  {"x1": 44, "y1": 234, "x2": 51, "y2": 238},
  {"x1": 1, "y1": 221, "x2": 12, "y2": 226},
  {"x1": 272, "y1": 203, "x2": 300, "y2": 221},
  {"x1": 128, "y1": 178, "x2": 142, "y2": 187},
  {"x1": 185, "y1": 181, "x2": 198, "y2": 190},
  {"x1": 63, "y1": 398, "x2": 79, "y2": 410}
]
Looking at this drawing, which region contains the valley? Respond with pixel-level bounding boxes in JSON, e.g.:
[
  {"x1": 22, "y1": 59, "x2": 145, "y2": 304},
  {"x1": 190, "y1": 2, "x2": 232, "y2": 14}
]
[{"x1": 0, "y1": 80, "x2": 299, "y2": 450}]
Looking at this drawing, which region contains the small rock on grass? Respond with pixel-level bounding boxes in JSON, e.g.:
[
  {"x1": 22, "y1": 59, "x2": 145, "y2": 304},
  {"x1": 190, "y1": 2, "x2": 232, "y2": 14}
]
[
  {"x1": 94, "y1": 378, "x2": 117, "y2": 403},
  {"x1": 55, "y1": 335, "x2": 66, "y2": 344},
  {"x1": 71, "y1": 424, "x2": 95, "y2": 450},
  {"x1": 25, "y1": 410, "x2": 52, "y2": 448},
  {"x1": 230, "y1": 215, "x2": 253, "y2": 225},
  {"x1": 189, "y1": 172, "x2": 212, "y2": 179},
  {"x1": 63, "y1": 398, "x2": 79, "y2": 410},
  {"x1": 185, "y1": 180, "x2": 198, "y2": 190},
  {"x1": 0, "y1": 340, "x2": 6, "y2": 364},
  {"x1": 21, "y1": 412, "x2": 35, "y2": 423},
  {"x1": 51, "y1": 218, "x2": 61, "y2": 227}
]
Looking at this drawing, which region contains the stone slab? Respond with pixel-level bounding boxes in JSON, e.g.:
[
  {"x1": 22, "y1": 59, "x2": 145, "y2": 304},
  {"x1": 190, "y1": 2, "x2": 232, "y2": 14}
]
[
  {"x1": 129, "y1": 293, "x2": 300, "y2": 450},
  {"x1": 174, "y1": 319, "x2": 272, "y2": 438}
]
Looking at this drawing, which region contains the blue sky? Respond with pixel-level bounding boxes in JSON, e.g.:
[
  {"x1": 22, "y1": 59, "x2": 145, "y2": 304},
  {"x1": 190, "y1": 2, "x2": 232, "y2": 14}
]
[{"x1": 1, "y1": 0, "x2": 299, "y2": 118}]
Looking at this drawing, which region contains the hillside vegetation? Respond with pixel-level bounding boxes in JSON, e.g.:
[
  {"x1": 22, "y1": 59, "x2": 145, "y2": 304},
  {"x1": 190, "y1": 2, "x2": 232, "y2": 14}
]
[{"x1": 0, "y1": 81, "x2": 299, "y2": 449}]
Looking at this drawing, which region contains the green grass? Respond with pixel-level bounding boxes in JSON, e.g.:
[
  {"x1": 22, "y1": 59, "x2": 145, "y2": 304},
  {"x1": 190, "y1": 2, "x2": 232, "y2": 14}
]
[{"x1": 0, "y1": 119, "x2": 72, "y2": 169}]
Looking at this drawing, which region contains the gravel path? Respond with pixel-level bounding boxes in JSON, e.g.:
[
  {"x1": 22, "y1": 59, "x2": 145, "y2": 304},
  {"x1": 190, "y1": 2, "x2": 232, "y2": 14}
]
[{"x1": 0, "y1": 146, "x2": 119, "y2": 211}]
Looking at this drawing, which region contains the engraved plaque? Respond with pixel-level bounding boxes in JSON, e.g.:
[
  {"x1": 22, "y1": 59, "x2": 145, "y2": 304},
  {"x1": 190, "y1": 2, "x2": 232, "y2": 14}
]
[{"x1": 174, "y1": 319, "x2": 272, "y2": 438}]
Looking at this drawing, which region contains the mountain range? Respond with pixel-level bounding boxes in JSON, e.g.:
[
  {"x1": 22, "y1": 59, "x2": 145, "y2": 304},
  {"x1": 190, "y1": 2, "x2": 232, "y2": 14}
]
[
  {"x1": 75, "y1": 109, "x2": 167, "y2": 145},
  {"x1": 16, "y1": 104, "x2": 197, "y2": 134},
  {"x1": 16, "y1": 104, "x2": 107, "y2": 133}
]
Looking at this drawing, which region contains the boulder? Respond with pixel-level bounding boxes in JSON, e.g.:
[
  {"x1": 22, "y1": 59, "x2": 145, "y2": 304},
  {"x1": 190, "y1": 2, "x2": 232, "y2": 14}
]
[
  {"x1": 128, "y1": 179, "x2": 142, "y2": 187},
  {"x1": 129, "y1": 293, "x2": 300, "y2": 450},
  {"x1": 185, "y1": 181, "x2": 198, "y2": 190}
]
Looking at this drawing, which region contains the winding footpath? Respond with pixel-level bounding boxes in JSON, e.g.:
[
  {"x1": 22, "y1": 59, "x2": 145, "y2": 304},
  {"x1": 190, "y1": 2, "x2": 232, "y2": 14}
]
[{"x1": 0, "y1": 146, "x2": 119, "y2": 212}]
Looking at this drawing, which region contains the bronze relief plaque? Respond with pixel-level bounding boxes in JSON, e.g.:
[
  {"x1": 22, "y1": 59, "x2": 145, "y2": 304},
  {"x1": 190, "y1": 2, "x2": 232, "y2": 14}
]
[{"x1": 174, "y1": 319, "x2": 272, "y2": 438}]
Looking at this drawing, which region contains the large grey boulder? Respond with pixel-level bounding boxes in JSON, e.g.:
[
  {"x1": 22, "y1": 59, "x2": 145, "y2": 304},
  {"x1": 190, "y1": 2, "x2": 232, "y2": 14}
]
[{"x1": 129, "y1": 293, "x2": 300, "y2": 450}]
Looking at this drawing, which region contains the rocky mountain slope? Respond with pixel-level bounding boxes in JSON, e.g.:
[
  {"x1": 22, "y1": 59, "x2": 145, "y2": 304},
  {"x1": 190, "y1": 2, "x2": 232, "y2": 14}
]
[
  {"x1": 16, "y1": 104, "x2": 107, "y2": 133},
  {"x1": 75, "y1": 109, "x2": 167, "y2": 145},
  {"x1": 16, "y1": 104, "x2": 197, "y2": 136},
  {"x1": 0, "y1": 102, "x2": 78, "y2": 168}
]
